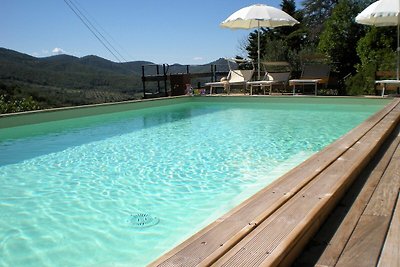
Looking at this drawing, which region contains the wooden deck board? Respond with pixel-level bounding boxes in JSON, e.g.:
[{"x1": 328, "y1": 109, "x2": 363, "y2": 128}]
[
  {"x1": 378, "y1": 192, "x2": 400, "y2": 267},
  {"x1": 309, "y1": 127, "x2": 400, "y2": 267},
  {"x1": 336, "y1": 137, "x2": 400, "y2": 266},
  {"x1": 335, "y1": 215, "x2": 390, "y2": 267},
  {"x1": 296, "y1": 124, "x2": 400, "y2": 267},
  {"x1": 151, "y1": 98, "x2": 400, "y2": 267},
  {"x1": 364, "y1": 144, "x2": 400, "y2": 217}
]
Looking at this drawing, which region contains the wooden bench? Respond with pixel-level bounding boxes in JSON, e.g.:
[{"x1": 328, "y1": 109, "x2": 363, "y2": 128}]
[
  {"x1": 375, "y1": 71, "x2": 400, "y2": 96},
  {"x1": 150, "y1": 98, "x2": 400, "y2": 267}
]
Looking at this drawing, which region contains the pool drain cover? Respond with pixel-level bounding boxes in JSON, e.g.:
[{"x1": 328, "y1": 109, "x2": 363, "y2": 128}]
[{"x1": 129, "y1": 213, "x2": 159, "y2": 228}]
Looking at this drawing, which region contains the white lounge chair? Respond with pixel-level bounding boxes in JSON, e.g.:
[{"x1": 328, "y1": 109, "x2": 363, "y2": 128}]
[
  {"x1": 247, "y1": 61, "x2": 291, "y2": 95},
  {"x1": 247, "y1": 72, "x2": 290, "y2": 95},
  {"x1": 206, "y1": 69, "x2": 254, "y2": 94},
  {"x1": 289, "y1": 64, "x2": 330, "y2": 96}
]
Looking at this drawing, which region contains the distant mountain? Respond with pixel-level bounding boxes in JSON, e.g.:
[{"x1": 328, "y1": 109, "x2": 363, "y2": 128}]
[
  {"x1": 0, "y1": 47, "x2": 228, "y2": 89},
  {"x1": 0, "y1": 47, "x2": 227, "y2": 111},
  {"x1": 0, "y1": 48, "x2": 153, "y2": 85}
]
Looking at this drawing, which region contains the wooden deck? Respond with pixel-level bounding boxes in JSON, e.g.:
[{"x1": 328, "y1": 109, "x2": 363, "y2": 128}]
[
  {"x1": 150, "y1": 98, "x2": 400, "y2": 267},
  {"x1": 295, "y1": 117, "x2": 400, "y2": 266}
]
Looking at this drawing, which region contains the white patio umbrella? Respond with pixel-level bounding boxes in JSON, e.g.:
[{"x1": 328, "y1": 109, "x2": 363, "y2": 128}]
[
  {"x1": 221, "y1": 4, "x2": 299, "y2": 79},
  {"x1": 355, "y1": 0, "x2": 400, "y2": 79}
]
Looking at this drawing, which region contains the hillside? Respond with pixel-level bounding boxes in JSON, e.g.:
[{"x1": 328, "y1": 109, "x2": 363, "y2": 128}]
[
  {"x1": 0, "y1": 48, "x2": 150, "y2": 91},
  {"x1": 0, "y1": 48, "x2": 153, "y2": 111},
  {"x1": 0, "y1": 47, "x2": 228, "y2": 113}
]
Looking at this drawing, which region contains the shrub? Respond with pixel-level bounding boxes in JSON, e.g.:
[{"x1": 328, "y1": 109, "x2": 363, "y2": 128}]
[{"x1": 0, "y1": 95, "x2": 41, "y2": 114}]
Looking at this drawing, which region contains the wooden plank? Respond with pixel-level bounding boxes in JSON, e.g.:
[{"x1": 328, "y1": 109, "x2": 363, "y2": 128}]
[
  {"x1": 312, "y1": 130, "x2": 400, "y2": 267},
  {"x1": 378, "y1": 192, "x2": 400, "y2": 267},
  {"x1": 150, "y1": 99, "x2": 400, "y2": 267},
  {"x1": 335, "y1": 215, "x2": 390, "y2": 267},
  {"x1": 363, "y1": 143, "x2": 400, "y2": 217},
  {"x1": 335, "y1": 137, "x2": 400, "y2": 266},
  {"x1": 212, "y1": 102, "x2": 400, "y2": 267}
]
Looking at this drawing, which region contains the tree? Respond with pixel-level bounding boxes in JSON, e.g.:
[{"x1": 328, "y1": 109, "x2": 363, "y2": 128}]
[
  {"x1": 245, "y1": 28, "x2": 270, "y2": 63},
  {"x1": 277, "y1": 0, "x2": 305, "y2": 52},
  {"x1": 318, "y1": 0, "x2": 364, "y2": 80},
  {"x1": 346, "y1": 27, "x2": 397, "y2": 95},
  {"x1": 343, "y1": 0, "x2": 396, "y2": 95},
  {"x1": 302, "y1": 0, "x2": 338, "y2": 45},
  {"x1": 244, "y1": 0, "x2": 304, "y2": 65}
]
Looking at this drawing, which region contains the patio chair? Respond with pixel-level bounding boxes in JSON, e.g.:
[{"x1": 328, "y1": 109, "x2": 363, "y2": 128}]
[
  {"x1": 247, "y1": 61, "x2": 291, "y2": 95},
  {"x1": 289, "y1": 64, "x2": 330, "y2": 95},
  {"x1": 206, "y1": 69, "x2": 254, "y2": 94}
]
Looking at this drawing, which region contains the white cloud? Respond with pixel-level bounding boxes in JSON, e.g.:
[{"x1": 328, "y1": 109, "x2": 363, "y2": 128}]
[
  {"x1": 193, "y1": 56, "x2": 203, "y2": 61},
  {"x1": 52, "y1": 47, "x2": 66, "y2": 55}
]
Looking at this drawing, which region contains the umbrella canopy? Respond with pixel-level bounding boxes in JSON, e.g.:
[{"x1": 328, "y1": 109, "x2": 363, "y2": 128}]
[
  {"x1": 355, "y1": 0, "x2": 400, "y2": 79},
  {"x1": 221, "y1": 4, "x2": 299, "y2": 79}
]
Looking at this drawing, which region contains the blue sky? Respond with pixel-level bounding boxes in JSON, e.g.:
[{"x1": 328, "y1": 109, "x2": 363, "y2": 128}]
[{"x1": 1, "y1": 0, "x2": 303, "y2": 64}]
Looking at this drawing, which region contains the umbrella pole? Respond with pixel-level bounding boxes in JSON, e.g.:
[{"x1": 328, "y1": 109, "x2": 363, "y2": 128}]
[
  {"x1": 397, "y1": 23, "x2": 399, "y2": 80},
  {"x1": 257, "y1": 20, "x2": 261, "y2": 80}
]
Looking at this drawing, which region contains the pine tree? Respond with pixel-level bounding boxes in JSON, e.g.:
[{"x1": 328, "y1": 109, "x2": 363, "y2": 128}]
[
  {"x1": 277, "y1": 0, "x2": 304, "y2": 51},
  {"x1": 246, "y1": 28, "x2": 269, "y2": 63},
  {"x1": 281, "y1": 0, "x2": 296, "y2": 16}
]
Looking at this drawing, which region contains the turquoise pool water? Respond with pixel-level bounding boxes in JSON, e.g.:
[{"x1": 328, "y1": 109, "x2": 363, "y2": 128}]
[{"x1": 0, "y1": 98, "x2": 389, "y2": 266}]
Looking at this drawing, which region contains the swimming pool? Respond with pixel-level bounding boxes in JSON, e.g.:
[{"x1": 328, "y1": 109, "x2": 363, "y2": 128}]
[{"x1": 0, "y1": 97, "x2": 391, "y2": 266}]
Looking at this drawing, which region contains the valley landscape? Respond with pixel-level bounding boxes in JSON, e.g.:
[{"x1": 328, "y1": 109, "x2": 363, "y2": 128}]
[{"x1": 0, "y1": 47, "x2": 224, "y2": 113}]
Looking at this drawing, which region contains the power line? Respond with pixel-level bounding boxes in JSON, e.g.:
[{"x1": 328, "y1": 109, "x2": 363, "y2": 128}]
[
  {"x1": 67, "y1": 0, "x2": 127, "y2": 62},
  {"x1": 63, "y1": 0, "x2": 126, "y2": 62},
  {"x1": 72, "y1": 0, "x2": 134, "y2": 61}
]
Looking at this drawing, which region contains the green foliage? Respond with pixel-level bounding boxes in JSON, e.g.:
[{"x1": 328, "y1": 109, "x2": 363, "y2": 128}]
[
  {"x1": 346, "y1": 27, "x2": 397, "y2": 95},
  {"x1": 244, "y1": 0, "x2": 305, "y2": 74},
  {"x1": 302, "y1": 0, "x2": 339, "y2": 45},
  {"x1": 240, "y1": 0, "x2": 399, "y2": 96},
  {"x1": 318, "y1": 0, "x2": 364, "y2": 78},
  {"x1": 280, "y1": 0, "x2": 296, "y2": 14},
  {"x1": 277, "y1": 0, "x2": 305, "y2": 51},
  {"x1": 246, "y1": 28, "x2": 270, "y2": 63},
  {"x1": 0, "y1": 95, "x2": 40, "y2": 114},
  {"x1": 0, "y1": 48, "x2": 149, "y2": 112},
  {"x1": 345, "y1": 62, "x2": 376, "y2": 95},
  {"x1": 263, "y1": 39, "x2": 289, "y2": 61},
  {"x1": 0, "y1": 82, "x2": 41, "y2": 113},
  {"x1": 0, "y1": 48, "x2": 146, "y2": 92},
  {"x1": 356, "y1": 27, "x2": 396, "y2": 68}
]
